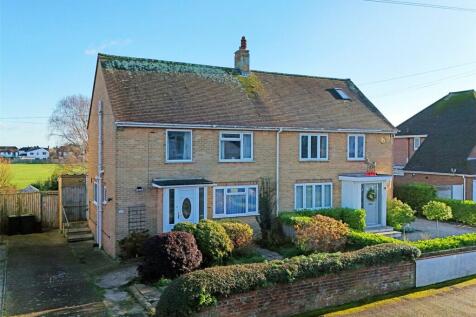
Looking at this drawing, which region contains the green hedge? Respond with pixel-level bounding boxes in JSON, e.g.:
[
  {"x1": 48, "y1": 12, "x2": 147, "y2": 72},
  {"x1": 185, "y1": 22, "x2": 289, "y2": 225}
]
[
  {"x1": 394, "y1": 183, "x2": 436, "y2": 213},
  {"x1": 347, "y1": 230, "x2": 476, "y2": 253},
  {"x1": 436, "y1": 199, "x2": 476, "y2": 226},
  {"x1": 156, "y1": 243, "x2": 419, "y2": 316},
  {"x1": 278, "y1": 208, "x2": 366, "y2": 231},
  {"x1": 411, "y1": 233, "x2": 476, "y2": 253}
]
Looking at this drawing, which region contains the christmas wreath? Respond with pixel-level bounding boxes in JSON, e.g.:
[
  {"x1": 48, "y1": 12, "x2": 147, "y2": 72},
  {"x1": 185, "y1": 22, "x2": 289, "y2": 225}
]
[{"x1": 366, "y1": 188, "x2": 377, "y2": 201}]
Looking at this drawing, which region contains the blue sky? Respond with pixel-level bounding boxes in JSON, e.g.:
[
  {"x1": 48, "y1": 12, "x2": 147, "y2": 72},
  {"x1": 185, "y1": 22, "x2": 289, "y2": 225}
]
[{"x1": 1, "y1": 0, "x2": 475, "y2": 147}]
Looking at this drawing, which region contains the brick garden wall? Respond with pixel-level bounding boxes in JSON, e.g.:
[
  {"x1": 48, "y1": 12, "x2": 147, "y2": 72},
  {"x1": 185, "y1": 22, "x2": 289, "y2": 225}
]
[{"x1": 197, "y1": 261, "x2": 415, "y2": 317}]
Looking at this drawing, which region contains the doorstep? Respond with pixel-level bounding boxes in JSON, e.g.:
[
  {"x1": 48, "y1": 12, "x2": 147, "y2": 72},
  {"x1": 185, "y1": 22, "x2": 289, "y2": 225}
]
[{"x1": 366, "y1": 226, "x2": 402, "y2": 239}]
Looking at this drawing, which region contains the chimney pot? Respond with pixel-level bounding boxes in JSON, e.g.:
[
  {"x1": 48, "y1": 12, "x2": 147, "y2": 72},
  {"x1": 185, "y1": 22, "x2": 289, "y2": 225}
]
[{"x1": 234, "y1": 36, "x2": 250, "y2": 75}]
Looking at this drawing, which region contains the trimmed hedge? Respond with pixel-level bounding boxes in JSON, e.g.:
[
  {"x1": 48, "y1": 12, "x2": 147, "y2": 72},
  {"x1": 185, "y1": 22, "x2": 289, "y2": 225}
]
[
  {"x1": 156, "y1": 243, "x2": 419, "y2": 316},
  {"x1": 394, "y1": 183, "x2": 436, "y2": 213},
  {"x1": 195, "y1": 220, "x2": 234, "y2": 265},
  {"x1": 278, "y1": 208, "x2": 366, "y2": 231},
  {"x1": 218, "y1": 221, "x2": 253, "y2": 249},
  {"x1": 347, "y1": 230, "x2": 476, "y2": 253},
  {"x1": 436, "y1": 199, "x2": 476, "y2": 226}
]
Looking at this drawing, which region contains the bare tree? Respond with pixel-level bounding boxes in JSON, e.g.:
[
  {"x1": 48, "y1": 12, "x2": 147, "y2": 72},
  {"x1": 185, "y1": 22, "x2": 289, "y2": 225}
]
[{"x1": 49, "y1": 95, "x2": 90, "y2": 152}]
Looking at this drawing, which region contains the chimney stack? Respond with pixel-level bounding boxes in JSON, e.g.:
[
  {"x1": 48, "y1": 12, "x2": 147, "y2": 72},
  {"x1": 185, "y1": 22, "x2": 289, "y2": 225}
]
[{"x1": 234, "y1": 36, "x2": 250, "y2": 75}]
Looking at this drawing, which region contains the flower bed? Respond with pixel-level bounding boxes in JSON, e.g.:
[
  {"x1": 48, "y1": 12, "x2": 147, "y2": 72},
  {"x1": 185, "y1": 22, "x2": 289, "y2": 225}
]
[{"x1": 156, "y1": 243, "x2": 419, "y2": 316}]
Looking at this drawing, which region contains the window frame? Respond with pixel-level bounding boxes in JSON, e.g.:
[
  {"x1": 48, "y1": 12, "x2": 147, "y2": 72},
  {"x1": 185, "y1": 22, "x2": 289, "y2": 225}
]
[
  {"x1": 165, "y1": 129, "x2": 193, "y2": 163},
  {"x1": 218, "y1": 131, "x2": 254, "y2": 162},
  {"x1": 299, "y1": 133, "x2": 329, "y2": 161},
  {"x1": 347, "y1": 134, "x2": 366, "y2": 161},
  {"x1": 413, "y1": 137, "x2": 421, "y2": 151},
  {"x1": 334, "y1": 88, "x2": 351, "y2": 100},
  {"x1": 294, "y1": 182, "x2": 333, "y2": 210},
  {"x1": 213, "y1": 185, "x2": 259, "y2": 218}
]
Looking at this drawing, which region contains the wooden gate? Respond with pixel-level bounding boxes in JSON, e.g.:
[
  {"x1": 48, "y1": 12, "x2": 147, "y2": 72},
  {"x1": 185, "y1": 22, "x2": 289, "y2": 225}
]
[{"x1": 62, "y1": 185, "x2": 87, "y2": 222}]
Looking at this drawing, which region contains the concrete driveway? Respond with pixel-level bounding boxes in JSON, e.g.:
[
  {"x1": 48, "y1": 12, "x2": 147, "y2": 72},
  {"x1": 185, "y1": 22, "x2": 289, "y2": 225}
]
[
  {"x1": 405, "y1": 218, "x2": 476, "y2": 241},
  {"x1": 325, "y1": 278, "x2": 476, "y2": 317},
  {"x1": 2, "y1": 231, "x2": 106, "y2": 316}
]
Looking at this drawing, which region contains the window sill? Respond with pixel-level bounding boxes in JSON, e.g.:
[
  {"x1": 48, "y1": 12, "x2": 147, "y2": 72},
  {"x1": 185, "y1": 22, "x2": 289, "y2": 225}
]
[
  {"x1": 347, "y1": 158, "x2": 366, "y2": 162},
  {"x1": 213, "y1": 212, "x2": 259, "y2": 219},
  {"x1": 165, "y1": 160, "x2": 194, "y2": 164},
  {"x1": 299, "y1": 159, "x2": 329, "y2": 162},
  {"x1": 218, "y1": 160, "x2": 255, "y2": 163}
]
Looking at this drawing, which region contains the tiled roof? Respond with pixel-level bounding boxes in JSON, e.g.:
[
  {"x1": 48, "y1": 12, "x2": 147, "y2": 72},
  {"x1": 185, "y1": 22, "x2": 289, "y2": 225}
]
[
  {"x1": 397, "y1": 90, "x2": 476, "y2": 175},
  {"x1": 97, "y1": 54, "x2": 395, "y2": 132}
]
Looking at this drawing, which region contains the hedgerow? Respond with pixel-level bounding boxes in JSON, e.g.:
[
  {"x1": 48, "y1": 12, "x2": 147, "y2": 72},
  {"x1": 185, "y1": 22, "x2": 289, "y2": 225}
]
[{"x1": 278, "y1": 208, "x2": 366, "y2": 231}]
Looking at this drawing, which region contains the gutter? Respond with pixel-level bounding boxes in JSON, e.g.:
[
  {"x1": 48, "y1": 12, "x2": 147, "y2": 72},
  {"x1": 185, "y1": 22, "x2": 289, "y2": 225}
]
[
  {"x1": 115, "y1": 121, "x2": 397, "y2": 134},
  {"x1": 403, "y1": 170, "x2": 476, "y2": 177},
  {"x1": 276, "y1": 128, "x2": 283, "y2": 215}
]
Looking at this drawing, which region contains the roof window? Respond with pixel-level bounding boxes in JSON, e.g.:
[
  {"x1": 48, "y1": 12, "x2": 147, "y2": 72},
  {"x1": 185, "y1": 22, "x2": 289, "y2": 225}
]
[{"x1": 333, "y1": 88, "x2": 351, "y2": 100}]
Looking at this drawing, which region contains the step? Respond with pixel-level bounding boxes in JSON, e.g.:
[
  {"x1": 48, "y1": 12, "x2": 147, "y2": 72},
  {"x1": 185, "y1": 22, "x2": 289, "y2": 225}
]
[
  {"x1": 67, "y1": 232, "x2": 94, "y2": 242},
  {"x1": 375, "y1": 230, "x2": 403, "y2": 239},
  {"x1": 66, "y1": 221, "x2": 89, "y2": 229},
  {"x1": 65, "y1": 227, "x2": 91, "y2": 235}
]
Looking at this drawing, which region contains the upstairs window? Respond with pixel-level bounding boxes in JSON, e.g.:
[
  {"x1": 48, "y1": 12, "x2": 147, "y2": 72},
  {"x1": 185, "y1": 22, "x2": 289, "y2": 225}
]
[
  {"x1": 348, "y1": 134, "x2": 365, "y2": 160},
  {"x1": 166, "y1": 130, "x2": 192, "y2": 162},
  {"x1": 300, "y1": 134, "x2": 328, "y2": 160},
  {"x1": 333, "y1": 88, "x2": 351, "y2": 100},
  {"x1": 219, "y1": 132, "x2": 253, "y2": 162},
  {"x1": 414, "y1": 137, "x2": 421, "y2": 151}
]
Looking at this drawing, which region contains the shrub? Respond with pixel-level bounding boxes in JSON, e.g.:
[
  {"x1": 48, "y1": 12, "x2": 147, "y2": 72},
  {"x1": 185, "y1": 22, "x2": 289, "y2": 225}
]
[
  {"x1": 172, "y1": 222, "x2": 197, "y2": 235},
  {"x1": 346, "y1": 230, "x2": 402, "y2": 249},
  {"x1": 394, "y1": 183, "x2": 436, "y2": 213},
  {"x1": 294, "y1": 215, "x2": 350, "y2": 252},
  {"x1": 118, "y1": 231, "x2": 150, "y2": 259},
  {"x1": 422, "y1": 201, "x2": 452, "y2": 221},
  {"x1": 278, "y1": 208, "x2": 366, "y2": 231},
  {"x1": 138, "y1": 232, "x2": 202, "y2": 282},
  {"x1": 156, "y1": 243, "x2": 420, "y2": 316},
  {"x1": 218, "y1": 221, "x2": 253, "y2": 249},
  {"x1": 256, "y1": 177, "x2": 276, "y2": 243},
  {"x1": 195, "y1": 220, "x2": 233, "y2": 265},
  {"x1": 436, "y1": 199, "x2": 476, "y2": 226},
  {"x1": 387, "y1": 198, "x2": 416, "y2": 230},
  {"x1": 411, "y1": 233, "x2": 476, "y2": 253}
]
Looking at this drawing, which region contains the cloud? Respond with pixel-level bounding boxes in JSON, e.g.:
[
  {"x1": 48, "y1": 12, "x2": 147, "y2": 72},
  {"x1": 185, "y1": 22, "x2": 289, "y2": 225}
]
[{"x1": 84, "y1": 38, "x2": 132, "y2": 55}]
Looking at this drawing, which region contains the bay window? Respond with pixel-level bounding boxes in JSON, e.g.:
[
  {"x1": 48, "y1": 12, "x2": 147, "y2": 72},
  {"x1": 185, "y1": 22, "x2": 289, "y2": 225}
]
[{"x1": 214, "y1": 185, "x2": 258, "y2": 217}]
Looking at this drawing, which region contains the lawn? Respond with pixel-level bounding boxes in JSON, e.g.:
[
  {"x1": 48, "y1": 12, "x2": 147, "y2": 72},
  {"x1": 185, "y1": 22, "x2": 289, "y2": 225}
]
[{"x1": 10, "y1": 163, "x2": 61, "y2": 189}]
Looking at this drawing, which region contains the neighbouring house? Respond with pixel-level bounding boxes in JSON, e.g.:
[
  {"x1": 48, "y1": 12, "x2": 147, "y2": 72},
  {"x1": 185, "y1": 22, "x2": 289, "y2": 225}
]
[
  {"x1": 0, "y1": 146, "x2": 18, "y2": 159},
  {"x1": 87, "y1": 37, "x2": 397, "y2": 256},
  {"x1": 393, "y1": 90, "x2": 476, "y2": 201},
  {"x1": 50, "y1": 144, "x2": 83, "y2": 162},
  {"x1": 18, "y1": 146, "x2": 50, "y2": 160}
]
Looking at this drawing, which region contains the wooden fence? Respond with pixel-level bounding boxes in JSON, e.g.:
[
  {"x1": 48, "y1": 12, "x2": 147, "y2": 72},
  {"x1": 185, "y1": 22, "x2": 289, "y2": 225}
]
[{"x1": 0, "y1": 191, "x2": 59, "y2": 233}]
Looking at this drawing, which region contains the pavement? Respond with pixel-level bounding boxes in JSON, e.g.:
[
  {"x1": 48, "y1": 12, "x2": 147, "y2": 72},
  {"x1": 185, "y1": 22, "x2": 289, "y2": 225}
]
[
  {"x1": 325, "y1": 278, "x2": 476, "y2": 317},
  {"x1": 2, "y1": 231, "x2": 105, "y2": 316},
  {"x1": 405, "y1": 218, "x2": 476, "y2": 241}
]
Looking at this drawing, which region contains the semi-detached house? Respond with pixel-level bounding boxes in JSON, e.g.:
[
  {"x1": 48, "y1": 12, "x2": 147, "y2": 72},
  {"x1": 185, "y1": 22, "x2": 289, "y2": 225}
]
[{"x1": 87, "y1": 37, "x2": 397, "y2": 257}]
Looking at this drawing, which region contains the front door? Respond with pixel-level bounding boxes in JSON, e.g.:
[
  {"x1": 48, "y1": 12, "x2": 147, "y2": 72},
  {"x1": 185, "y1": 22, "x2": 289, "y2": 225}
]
[
  {"x1": 175, "y1": 188, "x2": 197, "y2": 226},
  {"x1": 362, "y1": 183, "x2": 380, "y2": 227}
]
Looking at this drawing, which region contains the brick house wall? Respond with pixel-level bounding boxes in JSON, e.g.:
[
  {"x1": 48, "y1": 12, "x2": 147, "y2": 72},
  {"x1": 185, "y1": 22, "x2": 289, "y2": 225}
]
[
  {"x1": 395, "y1": 173, "x2": 475, "y2": 200},
  {"x1": 393, "y1": 137, "x2": 425, "y2": 167},
  {"x1": 197, "y1": 261, "x2": 415, "y2": 317}
]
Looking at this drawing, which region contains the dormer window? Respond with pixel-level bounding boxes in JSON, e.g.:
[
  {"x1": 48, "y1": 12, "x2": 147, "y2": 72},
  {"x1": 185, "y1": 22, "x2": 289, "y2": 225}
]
[{"x1": 333, "y1": 88, "x2": 351, "y2": 100}]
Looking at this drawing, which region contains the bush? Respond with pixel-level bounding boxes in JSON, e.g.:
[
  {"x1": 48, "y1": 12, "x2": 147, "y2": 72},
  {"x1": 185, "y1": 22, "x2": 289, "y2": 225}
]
[
  {"x1": 156, "y1": 243, "x2": 420, "y2": 316},
  {"x1": 218, "y1": 221, "x2": 253, "y2": 249},
  {"x1": 278, "y1": 208, "x2": 366, "y2": 231},
  {"x1": 387, "y1": 198, "x2": 416, "y2": 230},
  {"x1": 436, "y1": 199, "x2": 476, "y2": 225},
  {"x1": 256, "y1": 177, "x2": 276, "y2": 243},
  {"x1": 422, "y1": 201, "x2": 452, "y2": 221},
  {"x1": 294, "y1": 215, "x2": 350, "y2": 252},
  {"x1": 172, "y1": 222, "x2": 197, "y2": 235},
  {"x1": 195, "y1": 220, "x2": 233, "y2": 266},
  {"x1": 118, "y1": 231, "x2": 150, "y2": 259},
  {"x1": 346, "y1": 230, "x2": 402, "y2": 249},
  {"x1": 394, "y1": 183, "x2": 436, "y2": 214},
  {"x1": 411, "y1": 233, "x2": 476, "y2": 253},
  {"x1": 138, "y1": 232, "x2": 202, "y2": 282}
]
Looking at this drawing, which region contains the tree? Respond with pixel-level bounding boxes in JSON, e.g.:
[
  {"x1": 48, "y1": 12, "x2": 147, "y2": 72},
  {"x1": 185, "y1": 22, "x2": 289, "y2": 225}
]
[
  {"x1": 422, "y1": 201, "x2": 452, "y2": 236},
  {"x1": 387, "y1": 198, "x2": 416, "y2": 239},
  {"x1": 49, "y1": 95, "x2": 90, "y2": 153},
  {"x1": 0, "y1": 158, "x2": 13, "y2": 191}
]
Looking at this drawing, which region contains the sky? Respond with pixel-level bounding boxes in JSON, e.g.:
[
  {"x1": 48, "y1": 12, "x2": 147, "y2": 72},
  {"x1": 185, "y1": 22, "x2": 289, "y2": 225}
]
[{"x1": 1, "y1": 0, "x2": 475, "y2": 147}]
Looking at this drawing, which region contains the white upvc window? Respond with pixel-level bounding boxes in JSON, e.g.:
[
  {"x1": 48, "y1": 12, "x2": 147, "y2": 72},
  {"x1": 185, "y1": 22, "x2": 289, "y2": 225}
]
[
  {"x1": 347, "y1": 134, "x2": 365, "y2": 160},
  {"x1": 295, "y1": 183, "x2": 332, "y2": 210},
  {"x1": 219, "y1": 132, "x2": 253, "y2": 162},
  {"x1": 413, "y1": 137, "x2": 421, "y2": 151},
  {"x1": 213, "y1": 185, "x2": 258, "y2": 217},
  {"x1": 299, "y1": 134, "x2": 328, "y2": 160},
  {"x1": 166, "y1": 130, "x2": 192, "y2": 162}
]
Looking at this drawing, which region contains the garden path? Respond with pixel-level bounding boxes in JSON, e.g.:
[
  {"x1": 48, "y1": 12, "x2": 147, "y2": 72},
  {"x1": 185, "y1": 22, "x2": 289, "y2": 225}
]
[{"x1": 405, "y1": 218, "x2": 476, "y2": 241}]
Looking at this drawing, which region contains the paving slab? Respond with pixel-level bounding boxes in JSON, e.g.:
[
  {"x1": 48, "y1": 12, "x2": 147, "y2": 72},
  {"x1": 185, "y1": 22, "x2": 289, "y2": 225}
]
[{"x1": 3, "y1": 231, "x2": 105, "y2": 316}]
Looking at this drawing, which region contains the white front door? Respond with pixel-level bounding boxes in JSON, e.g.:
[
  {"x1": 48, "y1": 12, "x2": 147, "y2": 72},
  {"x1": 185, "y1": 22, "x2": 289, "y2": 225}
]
[
  {"x1": 362, "y1": 183, "x2": 380, "y2": 227},
  {"x1": 175, "y1": 188, "x2": 197, "y2": 225}
]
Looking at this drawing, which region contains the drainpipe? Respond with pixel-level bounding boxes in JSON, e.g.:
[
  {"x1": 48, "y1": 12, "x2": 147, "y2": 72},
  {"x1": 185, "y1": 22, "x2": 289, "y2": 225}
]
[
  {"x1": 463, "y1": 175, "x2": 466, "y2": 200},
  {"x1": 97, "y1": 100, "x2": 104, "y2": 249},
  {"x1": 276, "y1": 128, "x2": 283, "y2": 215}
]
